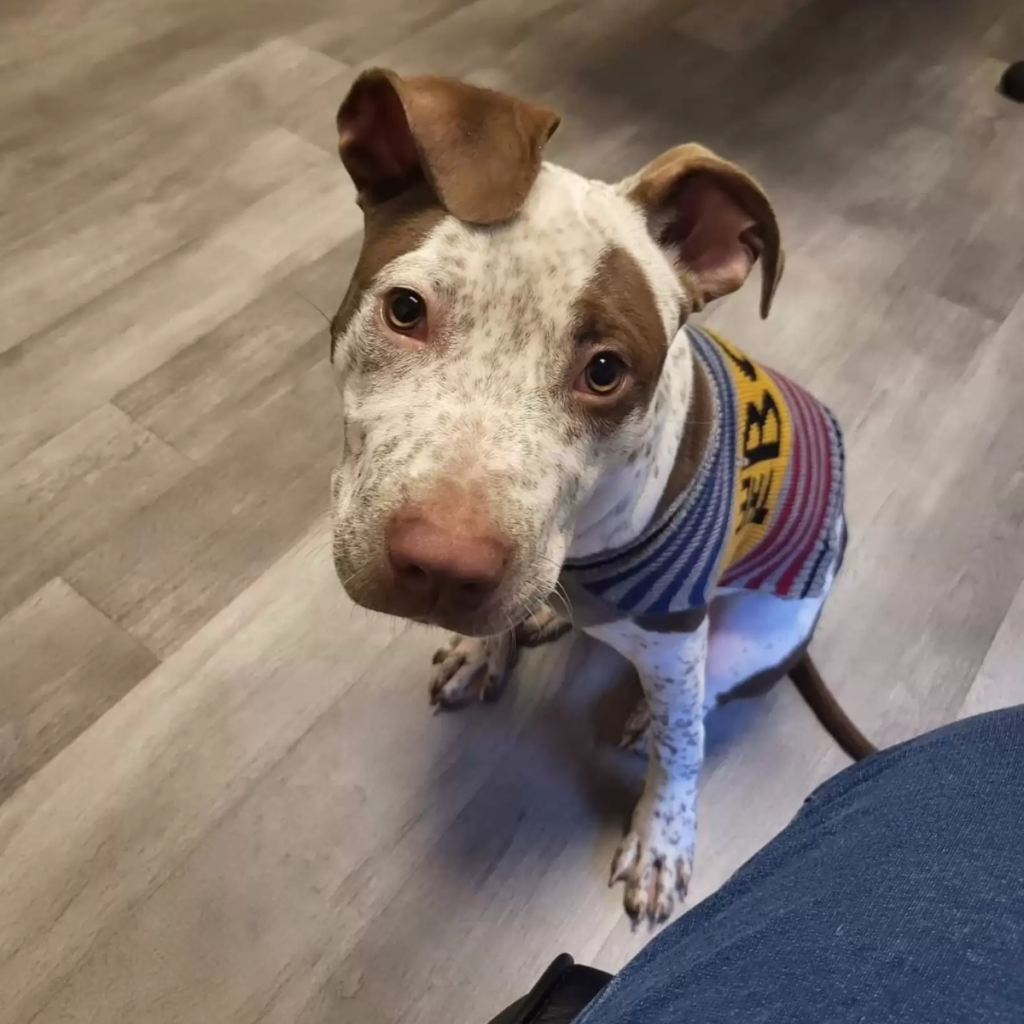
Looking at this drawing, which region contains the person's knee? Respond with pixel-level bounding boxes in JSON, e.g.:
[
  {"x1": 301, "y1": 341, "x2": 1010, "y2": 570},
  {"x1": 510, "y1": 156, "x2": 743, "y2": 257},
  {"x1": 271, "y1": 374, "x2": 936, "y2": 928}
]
[{"x1": 799, "y1": 705, "x2": 1024, "y2": 818}]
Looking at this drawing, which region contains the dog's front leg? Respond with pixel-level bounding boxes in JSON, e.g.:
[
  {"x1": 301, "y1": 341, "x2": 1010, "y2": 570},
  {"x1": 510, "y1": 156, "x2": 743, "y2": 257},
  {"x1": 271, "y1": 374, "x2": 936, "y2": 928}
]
[
  {"x1": 586, "y1": 618, "x2": 708, "y2": 922},
  {"x1": 514, "y1": 602, "x2": 572, "y2": 647},
  {"x1": 429, "y1": 633, "x2": 516, "y2": 708},
  {"x1": 429, "y1": 601, "x2": 570, "y2": 709}
]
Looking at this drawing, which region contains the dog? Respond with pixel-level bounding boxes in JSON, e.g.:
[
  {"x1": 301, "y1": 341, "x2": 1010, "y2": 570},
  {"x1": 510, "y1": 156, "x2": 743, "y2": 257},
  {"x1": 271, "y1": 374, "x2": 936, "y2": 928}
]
[{"x1": 329, "y1": 68, "x2": 873, "y2": 923}]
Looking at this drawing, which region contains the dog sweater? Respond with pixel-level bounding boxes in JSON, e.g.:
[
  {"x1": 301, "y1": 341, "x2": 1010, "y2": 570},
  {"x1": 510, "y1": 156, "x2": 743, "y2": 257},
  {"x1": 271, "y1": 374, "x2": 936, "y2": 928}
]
[{"x1": 562, "y1": 326, "x2": 845, "y2": 617}]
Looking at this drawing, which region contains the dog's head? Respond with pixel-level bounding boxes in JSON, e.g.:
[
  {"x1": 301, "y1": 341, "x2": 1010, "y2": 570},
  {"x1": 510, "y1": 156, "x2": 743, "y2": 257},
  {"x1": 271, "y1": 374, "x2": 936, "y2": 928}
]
[{"x1": 330, "y1": 69, "x2": 782, "y2": 636}]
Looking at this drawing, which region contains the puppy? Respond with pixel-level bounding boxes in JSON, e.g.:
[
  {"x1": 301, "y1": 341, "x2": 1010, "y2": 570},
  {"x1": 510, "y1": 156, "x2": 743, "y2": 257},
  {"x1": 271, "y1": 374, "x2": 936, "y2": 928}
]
[{"x1": 329, "y1": 68, "x2": 869, "y2": 922}]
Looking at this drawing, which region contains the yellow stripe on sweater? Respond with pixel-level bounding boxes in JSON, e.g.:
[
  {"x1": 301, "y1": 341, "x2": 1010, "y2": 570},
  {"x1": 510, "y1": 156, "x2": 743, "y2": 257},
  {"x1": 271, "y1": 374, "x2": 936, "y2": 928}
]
[{"x1": 703, "y1": 329, "x2": 795, "y2": 571}]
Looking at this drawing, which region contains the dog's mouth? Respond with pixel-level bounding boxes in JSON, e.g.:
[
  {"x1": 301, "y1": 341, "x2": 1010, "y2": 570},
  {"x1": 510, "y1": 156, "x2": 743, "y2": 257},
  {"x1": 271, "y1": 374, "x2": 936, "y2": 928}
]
[
  {"x1": 334, "y1": 549, "x2": 550, "y2": 638},
  {"x1": 349, "y1": 585, "x2": 531, "y2": 638},
  {"x1": 414, "y1": 597, "x2": 549, "y2": 638},
  {"x1": 414, "y1": 608, "x2": 522, "y2": 637}
]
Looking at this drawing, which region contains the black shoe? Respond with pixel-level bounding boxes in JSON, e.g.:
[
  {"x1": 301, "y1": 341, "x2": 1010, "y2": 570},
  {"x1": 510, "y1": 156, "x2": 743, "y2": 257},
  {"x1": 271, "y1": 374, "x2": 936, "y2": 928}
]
[
  {"x1": 999, "y1": 61, "x2": 1024, "y2": 102},
  {"x1": 485, "y1": 954, "x2": 612, "y2": 1024}
]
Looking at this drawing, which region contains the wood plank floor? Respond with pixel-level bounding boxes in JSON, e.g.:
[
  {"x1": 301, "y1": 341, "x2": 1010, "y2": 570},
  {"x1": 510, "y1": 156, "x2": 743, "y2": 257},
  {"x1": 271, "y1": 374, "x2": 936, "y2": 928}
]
[{"x1": 1, "y1": 0, "x2": 1023, "y2": 1020}]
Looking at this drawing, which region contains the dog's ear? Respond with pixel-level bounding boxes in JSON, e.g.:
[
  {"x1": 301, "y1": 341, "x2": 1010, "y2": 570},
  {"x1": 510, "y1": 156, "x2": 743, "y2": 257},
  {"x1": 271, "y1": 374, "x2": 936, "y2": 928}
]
[
  {"x1": 621, "y1": 145, "x2": 783, "y2": 319},
  {"x1": 336, "y1": 68, "x2": 561, "y2": 225}
]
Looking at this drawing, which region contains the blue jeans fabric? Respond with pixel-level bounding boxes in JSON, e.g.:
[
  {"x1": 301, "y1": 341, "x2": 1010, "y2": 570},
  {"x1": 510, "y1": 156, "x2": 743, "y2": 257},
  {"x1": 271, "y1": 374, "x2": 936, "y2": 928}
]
[{"x1": 577, "y1": 707, "x2": 1024, "y2": 1023}]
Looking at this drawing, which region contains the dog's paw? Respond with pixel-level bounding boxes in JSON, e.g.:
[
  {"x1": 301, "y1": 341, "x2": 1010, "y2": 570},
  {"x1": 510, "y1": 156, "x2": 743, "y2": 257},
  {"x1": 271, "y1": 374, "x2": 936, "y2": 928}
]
[
  {"x1": 610, "y1": 793, "x2": 695, "y2": 923},
  {"x1": 619, "y1": 696, "x2": 651, "y2": 753},
  {"x1": 514, "y1": 603, "x2": 572, "y2": 648},
  {"x1": 429, "y1": 633, "x2": 515, "y2": 709}
]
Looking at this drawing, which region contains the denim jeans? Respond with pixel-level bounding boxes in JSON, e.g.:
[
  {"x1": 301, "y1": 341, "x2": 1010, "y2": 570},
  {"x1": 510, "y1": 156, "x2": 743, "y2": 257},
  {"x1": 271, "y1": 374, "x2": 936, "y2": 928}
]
[{"x1": 576, "y1": 707, "x2": 1024, "y2": 1023}]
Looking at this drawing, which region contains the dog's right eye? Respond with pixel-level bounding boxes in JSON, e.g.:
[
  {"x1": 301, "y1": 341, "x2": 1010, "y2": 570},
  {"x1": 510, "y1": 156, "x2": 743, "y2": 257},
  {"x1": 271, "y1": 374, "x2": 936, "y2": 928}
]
[
  {"x1": 384, "y1": 288, "x2": 427, "y2": 334},
  {"x1": 581, "y1": 352, "x2": 628, "y2": 396}
]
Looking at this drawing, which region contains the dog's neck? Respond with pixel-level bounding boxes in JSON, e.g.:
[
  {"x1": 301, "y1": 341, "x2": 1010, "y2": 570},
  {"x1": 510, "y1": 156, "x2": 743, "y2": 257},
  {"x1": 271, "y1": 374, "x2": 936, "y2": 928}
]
[{"x1": 567, "y1": 332, "x2": 696, "y2": 559}]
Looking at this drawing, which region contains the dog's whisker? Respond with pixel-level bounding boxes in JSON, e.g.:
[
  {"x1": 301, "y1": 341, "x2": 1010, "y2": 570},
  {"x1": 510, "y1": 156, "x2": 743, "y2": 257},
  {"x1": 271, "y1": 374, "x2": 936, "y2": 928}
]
[
  {"x1": 557, "y1": 586, "x2": 575, "y2": 624},
  {"x1": 288, "y1": 286, "x2": 334, "y2": 328},
  {"x1": 529, "y1": 555, "x2": 575, "y2": 632},
  {"x1": 550, "y1": 587, "x2": 575, "y2": 631},
  {"x1": 504, "y1": 613, "x2": 519, "y2": 662}
]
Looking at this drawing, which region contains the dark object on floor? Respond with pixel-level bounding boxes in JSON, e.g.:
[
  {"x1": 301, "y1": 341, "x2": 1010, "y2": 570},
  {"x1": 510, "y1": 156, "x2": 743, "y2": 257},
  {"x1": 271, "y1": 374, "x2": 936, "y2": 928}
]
[
  {"x1": 999, "y1": 60, "x2": 1024, "y2": 101},
  {"x1": 484, "y1": 706, "x2": 1024, "y2": 1023},
  {"x1": 485, "y1": 954, "x2": 611, "y2": 1024}
]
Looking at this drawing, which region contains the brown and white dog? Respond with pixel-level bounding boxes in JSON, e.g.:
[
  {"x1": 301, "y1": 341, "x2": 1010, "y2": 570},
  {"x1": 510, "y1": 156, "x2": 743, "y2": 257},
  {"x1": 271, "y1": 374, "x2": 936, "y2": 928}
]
[{"x1": 329, "y1": 69, "x2": 871, "y2": 922}]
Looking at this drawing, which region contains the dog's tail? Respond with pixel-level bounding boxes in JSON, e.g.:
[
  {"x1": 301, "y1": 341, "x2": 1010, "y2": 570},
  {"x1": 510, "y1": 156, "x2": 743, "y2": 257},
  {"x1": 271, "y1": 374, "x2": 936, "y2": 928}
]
[{"x1": 789, "y1": 653, "x2": 876, "y2": 761}]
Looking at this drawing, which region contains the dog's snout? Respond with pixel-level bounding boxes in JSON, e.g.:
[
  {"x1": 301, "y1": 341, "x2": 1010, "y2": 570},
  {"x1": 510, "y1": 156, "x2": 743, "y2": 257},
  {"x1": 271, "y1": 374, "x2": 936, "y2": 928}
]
[{"x1": 388, "y1": 515, "x2": 510, "y2": 610}]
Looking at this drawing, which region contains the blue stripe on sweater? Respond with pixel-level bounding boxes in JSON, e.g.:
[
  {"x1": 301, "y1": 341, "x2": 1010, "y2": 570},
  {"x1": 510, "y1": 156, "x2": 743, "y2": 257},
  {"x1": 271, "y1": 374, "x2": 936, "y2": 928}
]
[
  {"x1": 596, "y1": 442, "x2": 719, "y2": 605},
  {"x1": 640, "y1": 338, "x2": 736, "y2": 612},
  {"x1": 566, "y1": 330, "x2": 736, "y2": 615}
]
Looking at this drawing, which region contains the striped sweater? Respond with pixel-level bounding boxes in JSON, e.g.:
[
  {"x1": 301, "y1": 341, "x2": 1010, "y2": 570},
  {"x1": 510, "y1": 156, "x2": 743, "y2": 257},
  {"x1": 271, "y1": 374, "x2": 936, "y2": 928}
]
[{"x1": 562, "y1": 326, "x2": 845, "y2": 619}]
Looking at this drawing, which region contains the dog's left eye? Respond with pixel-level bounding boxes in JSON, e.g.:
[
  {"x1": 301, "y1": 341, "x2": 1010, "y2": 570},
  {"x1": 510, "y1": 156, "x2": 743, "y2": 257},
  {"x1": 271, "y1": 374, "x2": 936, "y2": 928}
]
[
  {"x1": 581, "y1": 352, "x2": 627, "y2": 396},
  {"x1": 384, "y1": 288, "x2": 427, "y2": 333}
]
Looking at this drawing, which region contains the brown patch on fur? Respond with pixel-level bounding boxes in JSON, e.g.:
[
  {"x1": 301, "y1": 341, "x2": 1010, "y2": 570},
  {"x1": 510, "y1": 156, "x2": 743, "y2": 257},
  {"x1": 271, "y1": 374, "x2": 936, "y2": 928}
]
[
  {"x1": 626, "y1": 144, "x2": 783, "y2": 319},
  {"x1": 653, "y1": 352, "x2": 713, "y2": 520},
  {"x1": 337, "y1": 68, "x2": 560, "y2": 225},
  {"x1": 331, "y1": 182, "x2": 448, "y2": 355},
  {"x1": 571, "y1": 245, "x2": 668, "y2": 428}
]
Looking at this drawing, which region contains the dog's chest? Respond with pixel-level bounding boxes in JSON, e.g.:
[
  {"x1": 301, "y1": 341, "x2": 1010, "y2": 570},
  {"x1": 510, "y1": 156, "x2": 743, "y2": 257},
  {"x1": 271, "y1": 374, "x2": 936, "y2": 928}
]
[{"x1": 562, "y1": 327, "x2": 846, "y2": 625}]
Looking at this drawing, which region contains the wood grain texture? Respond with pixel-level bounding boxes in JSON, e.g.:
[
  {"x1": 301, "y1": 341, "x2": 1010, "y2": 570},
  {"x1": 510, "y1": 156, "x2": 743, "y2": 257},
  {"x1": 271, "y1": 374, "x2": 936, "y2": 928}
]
[
  {"x1": 676, "y1": 0, "x2": 818, "y2": 53},
  {"x1": 0, "y1": 404, "x2": 191, "y2": 616},
  {"x1": 0, "y1": 523, "x2": 398, "y2": 1024},
  {"x1": 0, "y1": 579, "x2": 158, "y2": 803},
  {"x1": 960, "y1": 575, "x2": 1024, "y2": 720},
  {"x1": 0, "y1": 162, "x2": 352, "y2": 473},
  {"x1": 66, "y1": 361, "x2": 341, "y2": 657},
  {"x1": 114, "y1": 281, "x2": 330, "y2": 462},
  {"x1": 1, "y1": 0, "x2": 1023, "y2": 1021}
]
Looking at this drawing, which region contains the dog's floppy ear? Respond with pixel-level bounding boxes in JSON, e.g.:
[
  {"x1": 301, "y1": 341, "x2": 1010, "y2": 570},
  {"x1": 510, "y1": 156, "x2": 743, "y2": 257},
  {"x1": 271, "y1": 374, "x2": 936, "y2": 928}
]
[
  {"x1": 621, "y1": 144, "x2": 783, "y2": 319},
  {"x1": 337, "y1": 68, "x2": 561, "y2": 225}
]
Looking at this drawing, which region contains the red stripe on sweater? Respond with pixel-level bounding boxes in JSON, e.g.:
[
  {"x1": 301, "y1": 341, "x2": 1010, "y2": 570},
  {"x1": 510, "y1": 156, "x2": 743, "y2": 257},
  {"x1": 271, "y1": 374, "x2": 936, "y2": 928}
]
[
  {"x1": 742, "y1": 374, "x2": 823, "y2": 592},
  {"x1": 723, "y1": 371, "x2": 814, "y2": 589},
  {"x1": 768, "y1": 376, "x2": 830, "y2": 593},
  {"x1": 775, "y1": 388, "x2": 834, "y2": 595}
]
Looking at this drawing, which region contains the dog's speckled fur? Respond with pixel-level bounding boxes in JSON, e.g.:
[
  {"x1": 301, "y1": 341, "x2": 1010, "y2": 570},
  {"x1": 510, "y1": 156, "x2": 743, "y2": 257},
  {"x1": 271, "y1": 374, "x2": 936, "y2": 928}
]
[
  {"x1": 331, "y1": 162, "x2": 691, "y2": 638},
  {"x1": 330, "y1": 70, "x2": 823, "y2": 923},
  {"x1": 589, "y1": 617, "x2": 708, "y2": 921}
]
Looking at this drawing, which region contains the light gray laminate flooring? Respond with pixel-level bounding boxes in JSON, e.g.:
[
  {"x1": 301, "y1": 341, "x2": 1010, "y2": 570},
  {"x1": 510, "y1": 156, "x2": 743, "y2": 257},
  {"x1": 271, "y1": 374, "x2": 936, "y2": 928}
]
[{"x1": 1, "y1": 0, "x2": 1022, "y2": 1020}]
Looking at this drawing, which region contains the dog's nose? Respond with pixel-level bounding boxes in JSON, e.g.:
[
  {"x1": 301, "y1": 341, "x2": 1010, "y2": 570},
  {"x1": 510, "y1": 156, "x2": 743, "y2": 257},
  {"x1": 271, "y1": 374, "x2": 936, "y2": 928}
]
[{"x1": 388, "y1": 517, "x2": 510, "y2": 608}]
